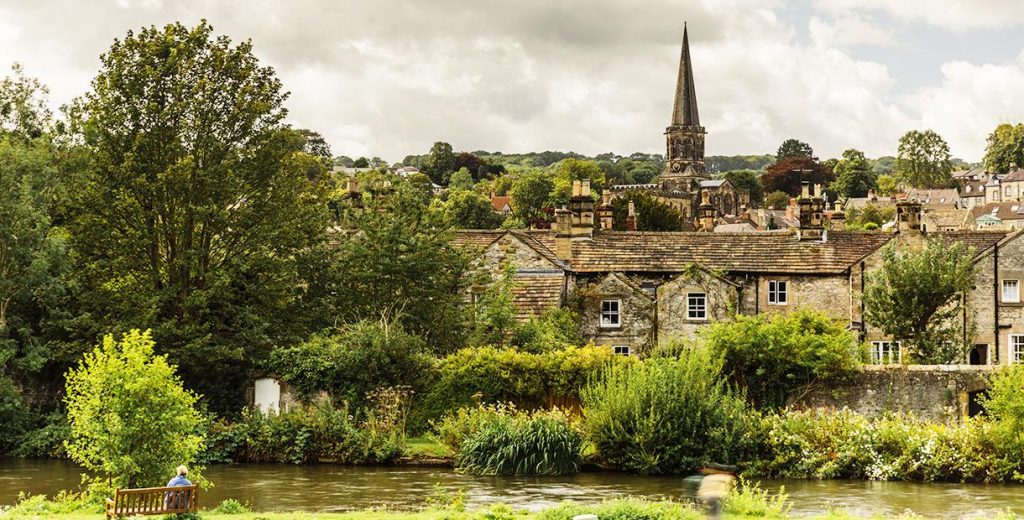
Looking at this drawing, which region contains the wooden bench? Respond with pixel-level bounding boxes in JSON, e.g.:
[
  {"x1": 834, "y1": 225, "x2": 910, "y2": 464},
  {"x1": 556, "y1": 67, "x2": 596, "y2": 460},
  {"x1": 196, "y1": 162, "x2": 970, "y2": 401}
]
[{"x1": 105, "y1": 485, "x2": 199, "y2": 519}]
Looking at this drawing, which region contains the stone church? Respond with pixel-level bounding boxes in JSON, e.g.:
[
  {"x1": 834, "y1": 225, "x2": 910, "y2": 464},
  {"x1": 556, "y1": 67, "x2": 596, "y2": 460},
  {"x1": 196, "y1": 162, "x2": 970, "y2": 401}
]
[{"x1": 608, "y1": 24, "x2": 748, "y2": 230}]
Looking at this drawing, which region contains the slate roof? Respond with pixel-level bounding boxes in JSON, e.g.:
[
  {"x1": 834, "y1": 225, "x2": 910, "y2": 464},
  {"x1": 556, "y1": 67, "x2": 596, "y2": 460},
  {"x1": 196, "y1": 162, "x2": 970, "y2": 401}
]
[
  {"x1": 452, "y1": 230, "x2": 563, "y2": 267},
  {"x1": 510, "y1": 274, "x2": 563, "y2": 321},
  {"x1": 935, "y1": 229, "x2": 1009, "y2": 255},
  {"x1": 565, "y1": 230, "x2": 893, "y2": 275},
  {"x1": 968, "y1": 203, "x2": 1024, "y2": 222},
  {"x1": 1004, "y1": 169, "x2": 1024, "y2": 182}
]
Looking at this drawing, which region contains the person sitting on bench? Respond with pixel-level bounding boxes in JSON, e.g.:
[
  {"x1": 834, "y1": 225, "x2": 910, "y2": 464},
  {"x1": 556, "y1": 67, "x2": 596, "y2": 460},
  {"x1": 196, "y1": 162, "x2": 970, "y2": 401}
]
[{"x1": 163, "y1": 465, "x2": 192, "y2": 509}]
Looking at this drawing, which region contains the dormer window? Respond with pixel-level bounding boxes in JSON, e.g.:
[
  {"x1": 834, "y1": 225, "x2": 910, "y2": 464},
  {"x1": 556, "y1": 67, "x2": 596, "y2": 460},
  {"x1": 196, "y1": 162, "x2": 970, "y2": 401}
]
[{"x1": 601, "y1": 299, "x2": 621, "y2": 328}]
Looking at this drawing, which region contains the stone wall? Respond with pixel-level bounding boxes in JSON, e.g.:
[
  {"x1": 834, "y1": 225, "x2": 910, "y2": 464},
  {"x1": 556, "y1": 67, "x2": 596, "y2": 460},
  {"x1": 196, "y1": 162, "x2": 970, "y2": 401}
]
[
  {"x1": 794, "y1": 365, "x2": 992, "y2": 423},
  {"x1": 968, "y1": 231, "x2": 1024, "y2": 364}
]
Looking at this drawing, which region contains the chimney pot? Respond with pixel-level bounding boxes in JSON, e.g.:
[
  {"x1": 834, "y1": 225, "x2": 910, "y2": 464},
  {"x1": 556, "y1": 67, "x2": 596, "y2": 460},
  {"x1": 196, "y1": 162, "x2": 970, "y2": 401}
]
[
  {"x1": 801, "y1": 181, "x2": 810, "y2": 198},
  {"x1": 572, "y1": 180, "x2": 582, "y2": 197}
]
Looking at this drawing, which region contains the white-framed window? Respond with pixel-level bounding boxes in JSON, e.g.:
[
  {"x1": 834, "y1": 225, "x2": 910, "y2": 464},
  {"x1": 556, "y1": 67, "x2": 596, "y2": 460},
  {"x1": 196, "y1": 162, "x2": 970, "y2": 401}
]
[
  {"x1": 687, "y1": 292, "x2": 707, "y2": 320},
  {"x1": 871, "y1": 341, "x2": 901, "y2": 364},
  {"x1": 612, "y1": 345, "x2": 631, "y2": 356},
  {"x1": 1012, "y1": 335, "x2": 1024, "y2": 364},
  {"x1": 600, "y1": 299, "x2": 621, "y2": 328},
  {"x1": 768, "y1": 280, "x2": 788, "y2": 305},
  {"x1": 1003, "y1": 280, "x2": 1020, "y2": 303}
]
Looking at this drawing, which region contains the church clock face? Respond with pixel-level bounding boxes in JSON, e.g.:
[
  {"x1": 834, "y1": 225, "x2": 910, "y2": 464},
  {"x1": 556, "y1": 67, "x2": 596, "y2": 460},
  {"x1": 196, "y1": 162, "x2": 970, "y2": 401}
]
[{"x1": 671, "y1": 161, "x2": 683, "y2": 172}]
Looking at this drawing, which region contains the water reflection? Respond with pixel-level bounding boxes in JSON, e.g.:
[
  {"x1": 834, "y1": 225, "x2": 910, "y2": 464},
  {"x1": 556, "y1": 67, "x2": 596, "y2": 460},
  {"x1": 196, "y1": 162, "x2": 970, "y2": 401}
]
[{"x1": 3, "y1": 459, "x2": 1023, "y2": 518}]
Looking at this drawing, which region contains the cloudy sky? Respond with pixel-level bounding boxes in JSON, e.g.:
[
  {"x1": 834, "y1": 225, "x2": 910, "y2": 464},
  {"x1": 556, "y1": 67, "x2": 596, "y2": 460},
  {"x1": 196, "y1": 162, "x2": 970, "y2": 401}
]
[{"x1": 2, "y1": 0, "x2": 1024, "y2": 163}]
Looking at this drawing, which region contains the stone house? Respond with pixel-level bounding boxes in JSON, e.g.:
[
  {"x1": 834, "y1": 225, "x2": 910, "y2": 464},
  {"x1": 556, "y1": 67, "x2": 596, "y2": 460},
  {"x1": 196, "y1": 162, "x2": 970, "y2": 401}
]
[{"x1": 966, "y1": 228, "x2": 1024, "y2": 365}]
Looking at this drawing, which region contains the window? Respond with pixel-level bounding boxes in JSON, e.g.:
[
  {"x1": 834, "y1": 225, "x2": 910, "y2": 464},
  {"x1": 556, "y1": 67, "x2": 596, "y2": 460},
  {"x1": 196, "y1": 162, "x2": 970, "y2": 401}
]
[
  {"x1": 871, "y1": 341, "x2": 901, "y2": 364},
  {"x1": 1003, "y1": 280, "x2": 1020, "y2": 303},
  {"x1": 600, "y1": 300, "x2": 621, "y2": 328},
  {"x1": 687, "y1": 292, "x2": 707, "y2": 320},
  {"x1": 612, "y1": 345, "x2": 631, "y2": 356},
  {"x1": 1012, "y1": 335, "x2": 1024, "y2": 364},
  {"x1": 768, "y1": 280, "x2": 788, "y2": 305}
]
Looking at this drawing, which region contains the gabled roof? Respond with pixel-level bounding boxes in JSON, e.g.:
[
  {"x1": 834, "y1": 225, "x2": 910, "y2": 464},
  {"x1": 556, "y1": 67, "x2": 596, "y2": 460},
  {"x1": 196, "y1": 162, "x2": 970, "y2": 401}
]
[
  {"x1": 1004, "y1": 169, "x2": 1024, "y2": 182},
  {"x1": 491, "y1": 195, "x2": 512, "y2": 211},
  {"x1": 510, "y1": 274, "x2": 563, "y2": 321},
  {"x1": 565, "y1": 230, "x2": 894, "y2": 275},
  {"x1": 699, "y1": 179, "x2": 727, "y2": 188},
  {"x1": 452, "y1": 230, "x2": 563, "y2": 268},
  {"x1": 968, "y1": 203, "x2": 1024, "y2": 222}
]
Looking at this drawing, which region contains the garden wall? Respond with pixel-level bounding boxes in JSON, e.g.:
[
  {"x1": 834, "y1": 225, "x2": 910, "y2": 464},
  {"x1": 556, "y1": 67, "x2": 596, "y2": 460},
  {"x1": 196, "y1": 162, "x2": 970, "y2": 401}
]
[{"x1": 794, "y1": 365, "x2": 993, "y2": 423}]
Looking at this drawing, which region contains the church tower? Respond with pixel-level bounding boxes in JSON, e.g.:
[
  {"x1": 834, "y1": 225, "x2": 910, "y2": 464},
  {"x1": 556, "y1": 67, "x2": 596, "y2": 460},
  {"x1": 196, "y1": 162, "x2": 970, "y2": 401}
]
[{"x1": 661, "y1": 23, "x2": 707, "y2": 191}]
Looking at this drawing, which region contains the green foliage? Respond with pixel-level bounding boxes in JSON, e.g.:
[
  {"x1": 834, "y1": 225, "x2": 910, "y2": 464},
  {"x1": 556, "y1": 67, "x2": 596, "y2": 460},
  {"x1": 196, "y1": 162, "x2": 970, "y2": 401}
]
[
  {"x1": 7, "y1": 491, "x2": 102, "y2": 516},
  {"x1": 443, "y1": 404, "x2": 585, "y2": 475},
  {"x1": 538, "y1": 498, "x2": 703, "y2": 520},
  {"x1": 722, "y1": 480, "x2": 791, "y2": 517},
  {"x1": 984, "y1": 123, "x2": 1024, "y2": 174},
  {"x1": 0, "y1": 63, "x2": 53, "y2": 139},
  {"x1": 703, "y1": 310, "x2": 863, "y2": 410},
  {"x1": 582, "y1": 349, "x2": 756, "y2": 474},
  {"x1": 610, "y1": 191, "x2": 683, "y2": 231},
  {"x1": 831, "y1": 149, "x2": 877, "y2": 198},
  {"x1": 424, "y1": 141, "x2": 458, "y2": 185},
  {"x1": 845, "y1": 204, "x2": 895, "y2": 231},
  {"x1": 325, "y1": 185, "x2": 474, "y2": 354},
  {"x1": 271, "y1": 319, "x2": 429, "y2": 406},
  {"x1": 706, "y1": 154, "x2": 775, "y2": 174},
  {"x1": 419, "y1": 346, "x2": 619, "y2": 424},
  {"x1": 983, "y1": 365, "x2": 1024, "y2": 461},
  {"x1": 433, "y1": 186, "x2": 503, "y2": 229},
  {"x1": 11, "y1": 409, "x2": 70, "y2": 457},
  {"x1": 469, "y1": 266, "x2": 518, "y2": 348},
  {"x1": 723, "y1": 169, "x2": 764, "y2": 203},
  {"x1": 549, "y1": 159, "x2": 605, "y2": 207},
  {"x1": 509, "y1": 169, "x2": 554, "y2": 221},
  {"x1": 896, "y1": 130, "x2": 953, "y2": 188},
  {"x1": 511, "y1": 306, "x2": 582, "y2": 353},
  {"x1": 212, "y1": 499, "x2": 251, "y2": 514},
  {"x1": 764, "y1": 191, "x2": 790, "y2": 210},
  {"x1": 776, "y1": 139, "x2": 814, "y2": 160},
  {"x1": 67, "y1": 21, "x2": 331, "y2": 411},
  {"x1": 876, "y1": 174, "x2": 898, "y2": 196},
  {"x1": 752, "y1": 409, "x2": 1017, "y2": 482},
  {"x1": 863, "y1": 238, "x2": 977, "y2": 363},
  {"x1": 448, "y1": 167, "x2": 475, "y2": 191},
  {"x1": 63, "y1": 330, "x2": 204, "y2": 489}
]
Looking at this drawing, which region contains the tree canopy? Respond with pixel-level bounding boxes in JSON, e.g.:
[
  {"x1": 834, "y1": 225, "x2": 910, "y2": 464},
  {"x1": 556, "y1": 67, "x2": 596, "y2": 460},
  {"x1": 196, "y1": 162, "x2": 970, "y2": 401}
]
[
  {"x1": 830, "y1": 149, "x2": 877, "y2": 199},
  {"x1": 983, "y1": 123, "x2": 1024, "y2": 174},
  {"x1": 895, "y1": 130, "x2": 953, "y2": 188},
  {"x1": 761, "y1": 156, "x2": 834, "y2": 197},
  {"x1": 610, "y1": 191, "x2": 683, "y2": 231},
  {"x1": 776, "y1": 139, "x2": 814, "y2": 160}
]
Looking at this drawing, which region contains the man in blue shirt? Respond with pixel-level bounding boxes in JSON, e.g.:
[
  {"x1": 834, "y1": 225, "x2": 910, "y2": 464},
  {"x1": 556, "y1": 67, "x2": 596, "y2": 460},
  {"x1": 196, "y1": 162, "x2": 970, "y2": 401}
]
[{"x1": 164, "y1": 465, "x2": 192, "y2": 509}]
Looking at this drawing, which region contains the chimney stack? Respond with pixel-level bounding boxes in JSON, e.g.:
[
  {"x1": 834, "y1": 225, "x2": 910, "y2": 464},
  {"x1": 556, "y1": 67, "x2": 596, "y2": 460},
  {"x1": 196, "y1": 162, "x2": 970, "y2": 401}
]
[
  {"x1": 569, "y1": 179, "x2": 595, "y2": 238},
  {"x1": 797, "y1": 182, "x2": 825, "y2": 241},
  {"x1": 554, "y1": 207, "x2": 573, "y2": 260},
  {"x1": 830, "y1": 201, "x2": 846, "y2": 231},
  {"x1": 896, "y1": 199, "x2": 923, "y2": 234},
  {"x1": 698, "y1": 190, "x2": 715, "y2": 232},
  {"x1": 626, "y1": 201, "x2": 637, "y2": 231},
  {"x1": 346, "y1": 178, "x2": 363, "y2": 208},
  {"x1": 598, "y1": 192, "x2": 614, "y2": 230}
]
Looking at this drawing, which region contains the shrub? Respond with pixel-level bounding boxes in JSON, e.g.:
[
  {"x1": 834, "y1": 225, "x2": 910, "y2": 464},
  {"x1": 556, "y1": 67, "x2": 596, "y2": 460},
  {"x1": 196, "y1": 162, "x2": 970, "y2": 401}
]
[
  {"x1": 453, "y1": 406, "x2": 584, "y2": 475},
  {"x1": 722, "y1": 480, "x2": 791, "y2": 517},
  {"x1": 511, "y1": 307, "x2": 583, "y2": 353},
  {"x1": 212, "y1": 499, "x2": 251, "y2": 514},
  {"x1": 703, "y1": 309, "x2": 863, "y2": 409},
  {"x1": 63, "y1": 330, "x2": 204, "y2": 489},
  {"x1": 582, "y1": 349, "x2": 757, "y2": 474},
  {"x1": 537, "y1": 498, "x2": 702, "y2": 520},
  {"x1": 13, "y1": 409, "x2": 69, "y2": 458},
  {"x1": 983, "y1": 364, "x2": 1024, "y2": 463}
]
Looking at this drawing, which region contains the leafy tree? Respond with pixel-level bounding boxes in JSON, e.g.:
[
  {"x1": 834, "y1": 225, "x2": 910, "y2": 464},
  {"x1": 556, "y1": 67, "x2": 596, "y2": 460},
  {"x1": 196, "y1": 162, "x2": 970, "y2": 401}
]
[
  {"x1": 723, "y1": 169, "x2": 763, "y2": 204},
  {"x1": 333, "y1": 156, "x2": 354, "y2": 167},
  {"x1": 67, "y1": 21, "x2": 331, "y2": 411},
  {"x1": 871, "y1": 156, "x2": 896, "y2": 175},
  {"x1": 863, "y1": 238, "x2": 976, "y2": 363},
  {"x1": 831, "y1": 149, "x2": 877, "y2": 198},
  {"x1": 322, "y1": 186, "x2": 474, "y2": 353},
  {"x1": 425, "y1": 141, "x2": 458, "y2": 185},
  {"x1": 296, "y1": 129, "x2": 332, "y2": 159},
  {"x1": 983, "y1": 123, "x2": 1024, "y2": 174},
  {"x1": 982, "y1": 364, "x2": 1024, "y2": 456},
  {"x1": 703, "y1": 310, "x2": 863, "y2": 409},
  {"x1": 895, "y1": 130, "x2": 953, "y2": 188},
  {"x1": 876, "y1": 174, "x2": 898, "y2": 196},
  {"x1": 0, "y1": 63, "x2": 52, "y2": 139},
  {"x1": 352, "y1": 157, "x2": 370, "y2": 168},
  {"x1": 272, "y1": 319, "x2": 429, "y2": 406},
  {"x1": 761, "y1": 156, "x2": 834, "y2": 196},
  {"x1": 470, "y1": 266, "x2": 518, "y2": 348},
  {"x1": 509, "y1": 169, "x2": 554, "y2": 221},
  {"x1": 434, "y1": 189, "x2": 502, "y2": 229},
  {"x1": 610, "y1": 191, "x2": 683, "y2": 231},
  {"x1": 846, "y1": 204, "x2": 894, "y2": 231},
  {"x1": 764, "y1": 191, "x2": 790, "y2": 210},
  {"x1": 448, "y1": 167, "x2": 474, "y2": 191},
  {"x1": 511, "y1": 307, "x2": 582, "y2": 353},
  {"x1": 706, "y1": 154, "x2": 774, "y2": 173},
  {"x1": 549, "y1": 159, "x2": 605, "y2": 207},
  {"x1": 776, "y1": 139, "x2": 814, "y2": 160},
  {"x1": 64, "y1": 330, "x2": 204, "y2": 489}
]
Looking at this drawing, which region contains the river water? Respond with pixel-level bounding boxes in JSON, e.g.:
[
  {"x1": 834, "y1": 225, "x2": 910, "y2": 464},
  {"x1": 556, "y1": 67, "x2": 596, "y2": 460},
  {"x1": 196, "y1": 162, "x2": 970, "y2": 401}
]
[{"x1": 3, "y1": 459, "x2": 1023, "y2": 518}]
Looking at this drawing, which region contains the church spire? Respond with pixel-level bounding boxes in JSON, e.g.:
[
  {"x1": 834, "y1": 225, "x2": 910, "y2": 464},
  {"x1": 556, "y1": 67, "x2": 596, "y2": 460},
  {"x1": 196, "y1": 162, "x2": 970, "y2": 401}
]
[{"x1": 671, "y1": 23, "x2": 700, "y2": 127}]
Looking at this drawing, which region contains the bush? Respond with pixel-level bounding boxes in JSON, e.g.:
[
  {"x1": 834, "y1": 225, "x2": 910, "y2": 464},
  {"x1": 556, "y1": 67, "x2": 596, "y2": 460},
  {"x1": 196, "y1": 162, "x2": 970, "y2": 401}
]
[
  {"x1": 983, "y1": 364, "x2": 1024, "y2": 461},
  {"x1": 537, "y1": 498, "x2": 702, "y2": 520},
  {"x1": 582, "y1": 349, "x2": 757, "y2": 474},
  {"x1": 212, "y1": 499, "x2": 251, "y2": 514},
  {"x1": 510, "y1": 307, "x2": 582, "y2": 353},
  {"x1": 438, "y1": 404, "x2": 584, "y2": 475},
  {"x1": 12, "y1": 409, "x2": 69, "y2": 458},
  {"x1": 752, "y1": 408, "x2": 1016, "y2": 482},
  {"x1": 703, "y1": 309, "x2": 863, "y2": 409},
  {"x1": 271, "y1": 319, "x2": 430, "y2": 407},
  {"x1": 412, "y1": 345, "x2": 620, "y2": 431}
]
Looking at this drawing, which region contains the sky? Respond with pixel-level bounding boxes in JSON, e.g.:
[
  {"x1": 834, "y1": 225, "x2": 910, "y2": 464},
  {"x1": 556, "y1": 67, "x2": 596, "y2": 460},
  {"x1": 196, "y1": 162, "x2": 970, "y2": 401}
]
[{"x1": 2, "y1": 0, "x2": 1024, "y2": 163}]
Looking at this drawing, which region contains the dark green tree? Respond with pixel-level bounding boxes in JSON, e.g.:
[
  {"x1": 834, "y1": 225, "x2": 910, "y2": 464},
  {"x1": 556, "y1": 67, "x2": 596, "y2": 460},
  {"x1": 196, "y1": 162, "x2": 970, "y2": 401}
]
[
  {"x1": 983, "y1": 123, "x2": 1024, "y2": 174},
  {"x1": 434, "y1": 189, "x2": 503, "y2": 229},
  {"x1": 895, "y1": 130, "x2": 953, "y2": 188},
  {"x1": 509, "y1": 169, "x2": 554, "y2": 221},
  {"x1": 764, "y1": 190, "x2": 790, "y2": 210},
  {"x1": 67, "y1": 21, "x2": 331, "y2": 411},
  {"x1": 863, "y1": 238, "x2": 976, "y2": 363},
  {"x1": 610, "y1": 191, "x2": 683, "y2": 231},
  {"x1": 723, "y1": 169, "x2": 763, "y2": 204},
  {"x1": 424, "y1": 141, "x2": 457, "y2": 185},
  {"x1": 776, "y1": 139, "x2": 814, "y2": 160},
  {"x1": 831, "y1": 149, "x2": 877, "y2": 198},
  {"x1": 0, "y1": 63, "x2": 52, "y2": 139}
]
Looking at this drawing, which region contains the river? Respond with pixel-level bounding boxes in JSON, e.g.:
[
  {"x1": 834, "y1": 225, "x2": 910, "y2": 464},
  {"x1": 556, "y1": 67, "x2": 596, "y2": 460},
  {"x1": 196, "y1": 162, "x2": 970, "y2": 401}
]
[{"x1": 2, "y1": 459, "x2": 1023, "y2": 518}]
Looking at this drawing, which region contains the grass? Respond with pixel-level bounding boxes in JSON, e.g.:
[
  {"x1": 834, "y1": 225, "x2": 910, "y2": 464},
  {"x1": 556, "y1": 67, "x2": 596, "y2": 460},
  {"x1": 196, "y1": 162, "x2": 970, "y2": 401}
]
[{"x1": 403, "y1": 436, "x2": 451, "y2": 460}]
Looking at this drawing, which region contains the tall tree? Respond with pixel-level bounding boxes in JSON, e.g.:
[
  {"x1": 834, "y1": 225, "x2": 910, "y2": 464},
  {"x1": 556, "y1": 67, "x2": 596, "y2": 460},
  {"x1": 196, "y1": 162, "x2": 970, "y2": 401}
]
[
  {"x1": 983, "y1": 123, "x2": 1024, "y2": 174},
  {"x1": 895, "y1": 129, "x2": 953, "y2": 188},
  {"x1": 433, "y1": 189, "x2": 502, "y2": 229},
  {"x1": 863, "y1": 238, "x2": 976, "y2": 363},
  {"x1": 723, "y1": 169, "x2": 763, "y2": 204},
  {"x1": 776, "y1": 139, "x2": 814, "y2": 160},
  {"x1": 761, "y1": 156, "x2": 834, "y2": 196},
  {"x1": 67, "y1": 21, "x2": 331, "y2": 411},
  {"x1": 0, "y1": 63, "x2": 52, "y2": 140},
  {"x1": 831, "y1": 149, "x2": 877, "y2": 198},
  {"x1": 509, "y1": 169, "x2": 554, "y2": 221},
  {"x1": 424, "y1": 141, "x2": 457, "y2": 185}
]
